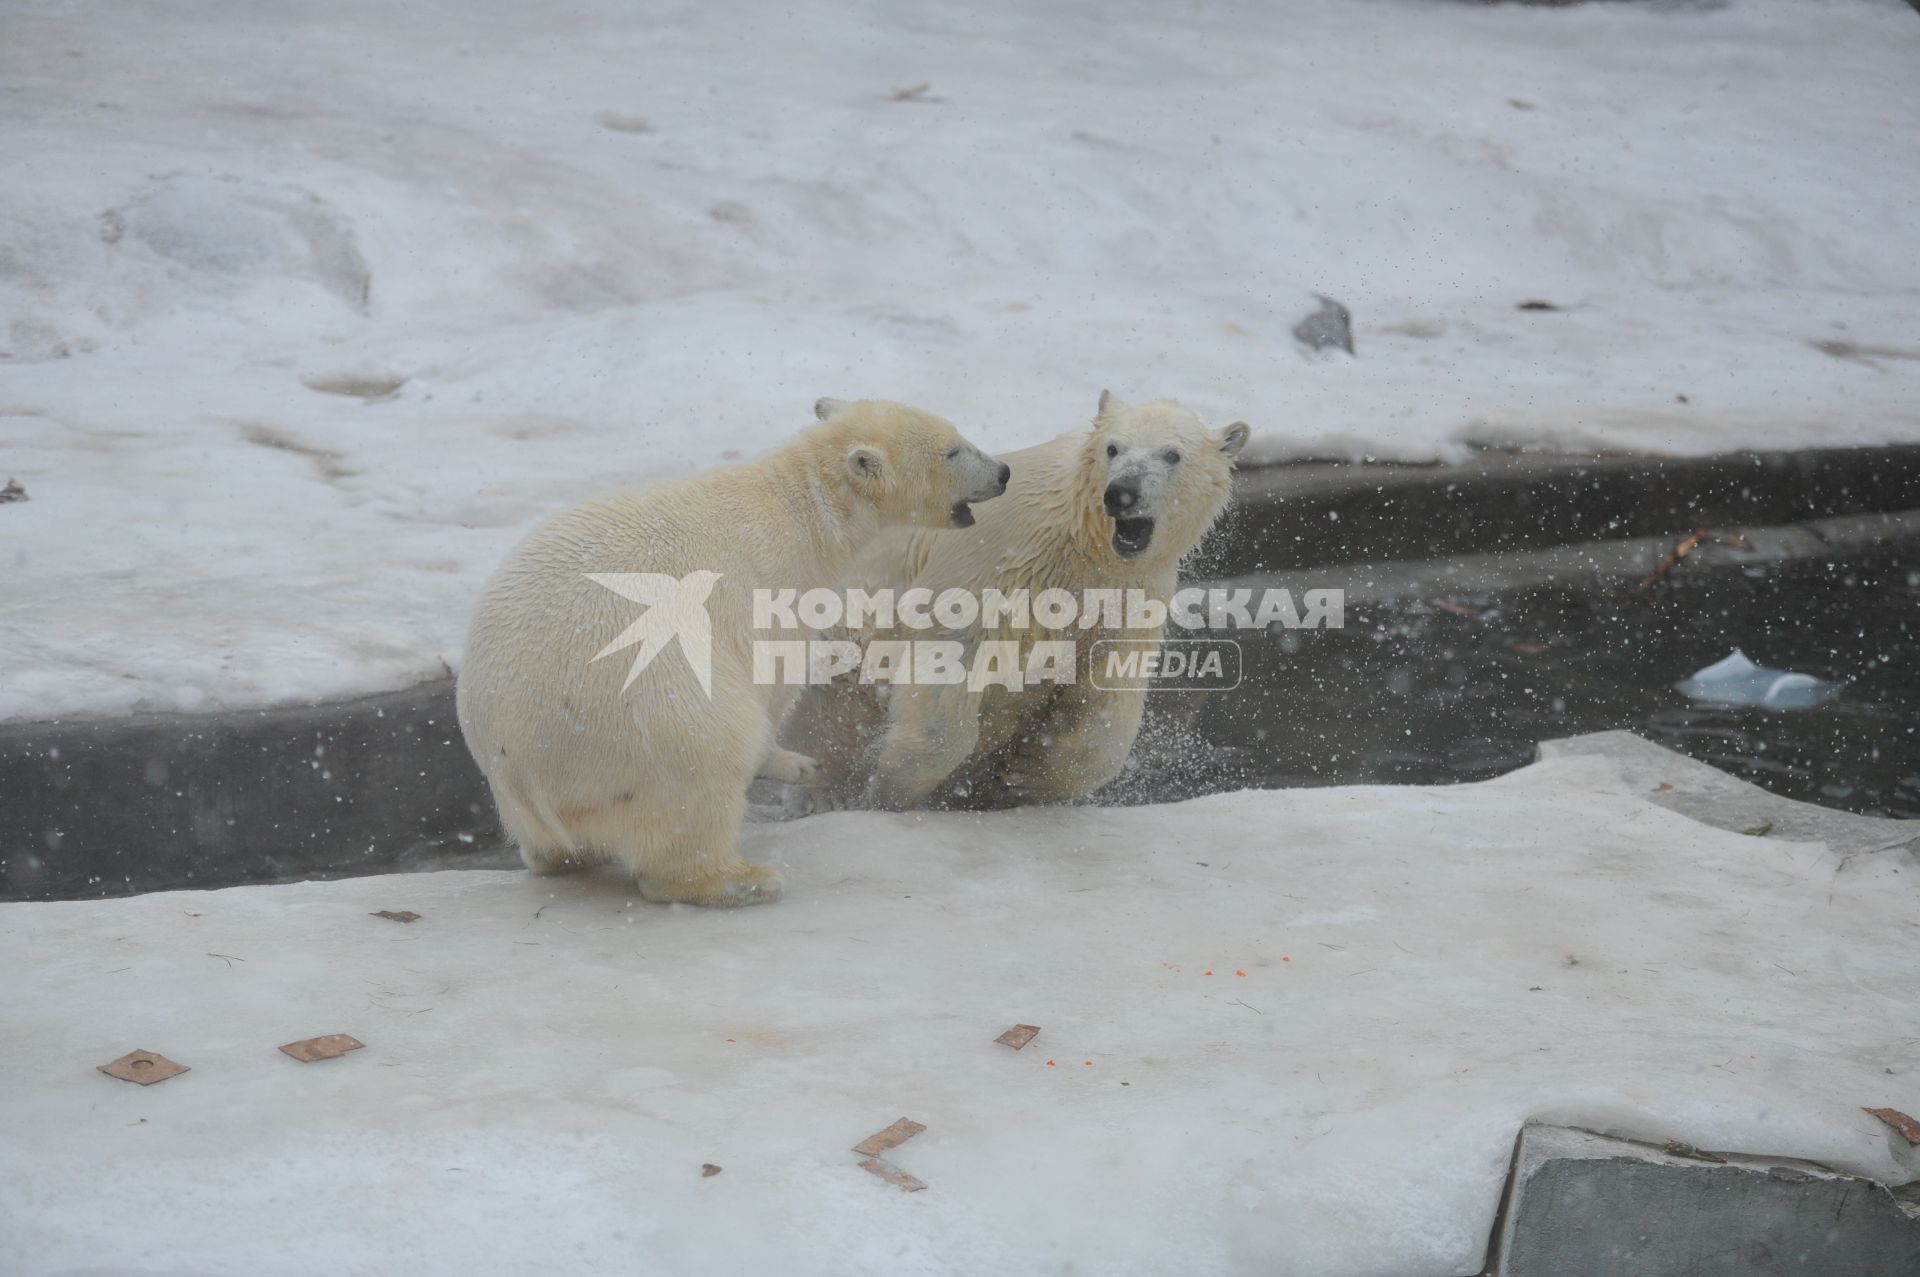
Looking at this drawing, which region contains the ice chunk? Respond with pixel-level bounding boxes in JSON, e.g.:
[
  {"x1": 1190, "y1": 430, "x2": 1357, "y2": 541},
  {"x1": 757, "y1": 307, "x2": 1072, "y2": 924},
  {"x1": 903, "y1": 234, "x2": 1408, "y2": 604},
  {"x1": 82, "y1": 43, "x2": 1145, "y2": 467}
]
[{"x1": 1675, "y1": 650, "x2": 1842, "y2": 710}]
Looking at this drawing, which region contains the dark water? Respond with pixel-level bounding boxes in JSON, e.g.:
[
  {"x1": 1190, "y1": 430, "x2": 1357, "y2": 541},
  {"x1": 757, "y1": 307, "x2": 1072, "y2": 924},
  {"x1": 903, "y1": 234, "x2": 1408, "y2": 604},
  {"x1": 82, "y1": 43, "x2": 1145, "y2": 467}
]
[{"x1": 1106, "y1": 541, "x2": 1920, "y2": 820}]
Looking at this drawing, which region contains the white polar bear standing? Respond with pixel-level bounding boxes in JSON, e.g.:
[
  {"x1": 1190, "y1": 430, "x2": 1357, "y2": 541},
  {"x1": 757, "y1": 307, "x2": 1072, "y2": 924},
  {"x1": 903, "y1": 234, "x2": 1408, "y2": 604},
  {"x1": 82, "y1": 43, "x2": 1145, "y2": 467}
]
[
  {"x1": 456, "y1": 399, "x2": 1009, "y2": 905},
  {"x1": 786, "y1": 391, "x2": 1249, "y2": 810}
]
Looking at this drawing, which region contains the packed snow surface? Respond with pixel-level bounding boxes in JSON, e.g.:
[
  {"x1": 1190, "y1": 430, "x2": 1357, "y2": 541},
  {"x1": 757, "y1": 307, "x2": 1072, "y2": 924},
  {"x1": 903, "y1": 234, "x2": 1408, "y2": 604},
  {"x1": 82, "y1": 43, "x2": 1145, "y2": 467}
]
[
  {"x1": 3, "y1": 754, "x2": 1917, "y2": 1276},
  {"x1": 4, "y1": 0, "x2": 1919, "y2": 720}
]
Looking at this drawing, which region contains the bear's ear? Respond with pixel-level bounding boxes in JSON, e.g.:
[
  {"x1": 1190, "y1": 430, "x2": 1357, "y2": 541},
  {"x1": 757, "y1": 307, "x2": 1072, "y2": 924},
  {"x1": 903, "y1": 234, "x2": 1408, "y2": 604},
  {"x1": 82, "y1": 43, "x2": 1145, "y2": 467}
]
[
  {"x1": 846, "y1": 445, "x2": 886, "y2": 484},
  {"x1": 815, "y1": 397, "x2": 850, "y2": 421},
  {"x1": 1217, "y1": 422, "x2": 1252, "y2": 458},
  {"x1": 1096, "y1": 389, "x2": 1123, "y2": 419}
]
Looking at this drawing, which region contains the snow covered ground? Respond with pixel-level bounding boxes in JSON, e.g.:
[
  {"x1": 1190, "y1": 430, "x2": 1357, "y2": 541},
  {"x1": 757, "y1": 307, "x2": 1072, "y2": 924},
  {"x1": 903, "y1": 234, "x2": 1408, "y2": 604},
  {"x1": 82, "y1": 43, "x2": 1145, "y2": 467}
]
[
  {"x1": 3, "y1": 0, "x2": 1918, "y2": 720},
  {"x1": 3, "y1": 750, "x2": 1917, "y2": 1277}
]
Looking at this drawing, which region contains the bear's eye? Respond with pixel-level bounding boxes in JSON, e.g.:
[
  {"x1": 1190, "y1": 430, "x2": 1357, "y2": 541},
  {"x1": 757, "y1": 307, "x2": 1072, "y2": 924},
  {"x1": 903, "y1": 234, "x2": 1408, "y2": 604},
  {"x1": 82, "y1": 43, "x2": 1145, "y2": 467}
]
[
  {"x1": 1105, "y1": 443, "x2": 1119, "y2": 459},
  {"x1": 1163, "y1": 449, "x2": 1181, "y2": 465},
  {"x1": 945, "y1": 446, "x2": 961, "y2": 461}
]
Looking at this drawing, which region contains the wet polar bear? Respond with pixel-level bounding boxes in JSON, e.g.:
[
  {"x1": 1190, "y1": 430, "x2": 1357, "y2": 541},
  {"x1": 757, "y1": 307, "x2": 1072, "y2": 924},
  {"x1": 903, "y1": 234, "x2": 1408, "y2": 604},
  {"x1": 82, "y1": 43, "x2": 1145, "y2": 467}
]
[
  {"x1": 788, "y1": 391, "x2": 1249, "y2": 810},
  {"x1": 457, "y1": 399, "x2": 1009, "y2": 905}
]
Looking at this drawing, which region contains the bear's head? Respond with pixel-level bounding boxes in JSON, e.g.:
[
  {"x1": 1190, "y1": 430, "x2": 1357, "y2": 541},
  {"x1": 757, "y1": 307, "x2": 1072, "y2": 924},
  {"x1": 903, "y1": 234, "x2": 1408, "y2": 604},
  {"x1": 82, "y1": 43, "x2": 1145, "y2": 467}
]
[
  {"x1": 811, "y1": 397, "x2": 1010, "y2": 529},
  {"x1": 1077, "y1": 391, "x2": 1250, "y2": 566}
]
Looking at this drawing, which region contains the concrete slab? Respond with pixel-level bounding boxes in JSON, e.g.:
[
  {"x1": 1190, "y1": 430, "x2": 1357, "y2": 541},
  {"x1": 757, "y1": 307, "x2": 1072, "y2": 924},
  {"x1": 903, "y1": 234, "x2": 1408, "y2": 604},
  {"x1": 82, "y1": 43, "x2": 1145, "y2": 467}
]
[{"x1": 1488, "y1": 1124, "x2": 1920, "y2": 1277}]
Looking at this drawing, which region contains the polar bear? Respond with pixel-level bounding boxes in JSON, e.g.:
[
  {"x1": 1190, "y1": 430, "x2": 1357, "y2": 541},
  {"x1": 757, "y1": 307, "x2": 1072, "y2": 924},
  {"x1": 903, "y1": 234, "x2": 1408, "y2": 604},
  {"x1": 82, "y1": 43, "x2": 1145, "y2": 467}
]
[
  {"x1": 456, "y1": 398, "x2": 1009, "y2": 905},
  {"x1": 786, "y1": 391, "x2": 1248, "y2": 810}
]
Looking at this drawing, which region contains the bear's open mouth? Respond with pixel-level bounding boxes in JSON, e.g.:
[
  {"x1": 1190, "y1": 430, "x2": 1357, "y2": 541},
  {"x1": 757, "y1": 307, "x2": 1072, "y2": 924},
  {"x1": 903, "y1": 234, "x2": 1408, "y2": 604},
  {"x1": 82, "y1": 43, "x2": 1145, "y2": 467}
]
[
  {"x1": 1112, "y1": 516, "x2": 1155, "y2": 558},
  {"x1": 950, "y1": 501, "x2": 976, "y2": 528}
]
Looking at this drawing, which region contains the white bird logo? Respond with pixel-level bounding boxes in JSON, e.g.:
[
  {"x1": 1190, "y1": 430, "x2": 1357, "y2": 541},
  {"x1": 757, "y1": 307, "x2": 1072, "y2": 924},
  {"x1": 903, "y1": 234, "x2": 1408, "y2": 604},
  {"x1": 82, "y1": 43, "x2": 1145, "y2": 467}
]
[{"x1": 585, "y1": 571, "x2": 724, "y2": 697}]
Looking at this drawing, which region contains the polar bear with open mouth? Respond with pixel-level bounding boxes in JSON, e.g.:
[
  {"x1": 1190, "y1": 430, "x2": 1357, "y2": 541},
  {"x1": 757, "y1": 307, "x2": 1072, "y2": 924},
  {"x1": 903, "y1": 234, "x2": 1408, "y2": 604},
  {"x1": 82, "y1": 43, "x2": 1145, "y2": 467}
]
[{"x1": 786, "y1": 391, "x2": 1249, "y2": 810}]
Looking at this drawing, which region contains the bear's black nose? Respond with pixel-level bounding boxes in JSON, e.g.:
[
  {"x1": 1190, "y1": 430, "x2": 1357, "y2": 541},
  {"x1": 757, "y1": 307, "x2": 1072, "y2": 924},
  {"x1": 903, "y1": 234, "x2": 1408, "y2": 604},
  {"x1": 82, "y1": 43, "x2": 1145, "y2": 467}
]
[
  {"x1": 996, "y1": 462, "x2": 1011, "y2": 488},
  {"x1": 1104, "y1": 481, "x2": 1139, "y2": 515}
]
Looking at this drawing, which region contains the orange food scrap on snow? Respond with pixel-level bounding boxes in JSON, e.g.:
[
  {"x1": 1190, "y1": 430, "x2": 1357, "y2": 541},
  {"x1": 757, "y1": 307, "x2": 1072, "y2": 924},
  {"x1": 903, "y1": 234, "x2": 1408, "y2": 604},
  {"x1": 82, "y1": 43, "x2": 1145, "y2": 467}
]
[
  {"x1": 1046, "y1": 1060, "x2": 1056, "y2": 1067},
  {"x1": 1235, "y1": 970, "x2": 1246, "y2": 977}
]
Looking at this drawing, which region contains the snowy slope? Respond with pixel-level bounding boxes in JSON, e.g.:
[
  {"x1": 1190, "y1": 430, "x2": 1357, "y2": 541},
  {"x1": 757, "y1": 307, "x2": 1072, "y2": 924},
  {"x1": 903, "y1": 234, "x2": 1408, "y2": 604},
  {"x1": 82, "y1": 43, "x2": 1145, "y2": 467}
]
[
  {"x1": 3, "y1": 0, "x2": 1918, "y2": 721},
  {"x1": 3, "y1": 754, "x2": 1917, "y2": 1276}
]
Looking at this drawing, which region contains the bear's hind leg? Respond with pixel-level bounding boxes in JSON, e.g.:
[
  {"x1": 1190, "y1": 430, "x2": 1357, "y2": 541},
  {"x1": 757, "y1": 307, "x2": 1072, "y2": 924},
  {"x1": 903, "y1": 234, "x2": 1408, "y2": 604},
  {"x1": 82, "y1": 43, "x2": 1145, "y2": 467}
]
[
  {"x1": 522, "y1": 846, "x2": 600, "y2": 876},
  {"x1": 644, "y1": 860, "x2": 783, "y2": 907},
  {"x1": 577, "y1": 783, "x2": 781, "y2": 907},
  {"x1": 489, "y1": 768, "x2": 607, "y2": 875},
  {"x1": 637, "y1": 793, "x2": 781, "y2": 906}
]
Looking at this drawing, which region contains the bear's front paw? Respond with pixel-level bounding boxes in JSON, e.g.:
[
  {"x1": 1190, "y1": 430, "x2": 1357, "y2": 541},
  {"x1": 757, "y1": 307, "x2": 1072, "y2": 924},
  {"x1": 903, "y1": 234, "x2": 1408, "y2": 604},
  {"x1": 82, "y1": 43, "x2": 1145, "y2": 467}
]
[
  {"x1": 782, "y1": 784, "x2": 844, "y2": 819},
  {"x1": 760, "y1": 746, "x2": 824, "y2": 787}
]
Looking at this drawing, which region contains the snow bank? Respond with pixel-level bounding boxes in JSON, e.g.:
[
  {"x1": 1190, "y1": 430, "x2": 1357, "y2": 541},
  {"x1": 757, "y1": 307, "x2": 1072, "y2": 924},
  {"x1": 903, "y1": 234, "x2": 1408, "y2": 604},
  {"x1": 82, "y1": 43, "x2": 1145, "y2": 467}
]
[
  {"x1": 3, "y1": 0, "x2": 1917, "y2": 720},
  {"x1": 3, "y1": 754, "x2": 1915, "y2": 1276}
]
